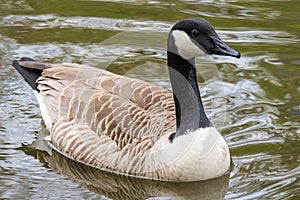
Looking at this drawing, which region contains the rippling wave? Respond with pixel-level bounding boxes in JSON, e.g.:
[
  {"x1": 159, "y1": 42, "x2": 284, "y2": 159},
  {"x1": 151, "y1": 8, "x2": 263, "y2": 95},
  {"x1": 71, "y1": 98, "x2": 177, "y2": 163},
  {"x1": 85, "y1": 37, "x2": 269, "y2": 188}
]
[{"x1": 1, "y1": 0, "x2": 299, "y2": 199}]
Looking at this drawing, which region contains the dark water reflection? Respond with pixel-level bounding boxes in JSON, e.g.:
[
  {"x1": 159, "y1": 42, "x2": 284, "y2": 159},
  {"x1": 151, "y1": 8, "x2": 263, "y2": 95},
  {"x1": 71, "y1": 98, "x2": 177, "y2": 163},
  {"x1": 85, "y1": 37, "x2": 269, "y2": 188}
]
[
  {"x1": 1, "y1": 0, "x2": 299, "y2": 199},
  {"x1": 21, "y1": 129, "x2": 229, "y2": 200}
]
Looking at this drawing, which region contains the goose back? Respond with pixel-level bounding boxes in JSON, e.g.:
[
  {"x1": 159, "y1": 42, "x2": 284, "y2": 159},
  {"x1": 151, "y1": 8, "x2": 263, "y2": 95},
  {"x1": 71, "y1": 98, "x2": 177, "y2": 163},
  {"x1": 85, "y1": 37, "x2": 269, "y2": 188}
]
[{"x1": 33, "y1": 62, "x2": 178, "y2": 176}]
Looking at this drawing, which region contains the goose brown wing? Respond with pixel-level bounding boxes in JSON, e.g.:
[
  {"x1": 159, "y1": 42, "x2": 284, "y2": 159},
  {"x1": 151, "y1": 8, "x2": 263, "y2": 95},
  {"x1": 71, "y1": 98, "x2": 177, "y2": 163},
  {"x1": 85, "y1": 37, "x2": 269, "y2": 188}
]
[{"x1": 37, "y1": 63, "x2": 176, "y2": 152}]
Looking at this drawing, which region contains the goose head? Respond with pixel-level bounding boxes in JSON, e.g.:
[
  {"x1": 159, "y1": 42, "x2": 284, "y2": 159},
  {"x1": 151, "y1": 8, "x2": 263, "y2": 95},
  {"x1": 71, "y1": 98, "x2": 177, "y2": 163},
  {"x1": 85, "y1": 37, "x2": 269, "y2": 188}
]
[{"x1": 168, "y1": 18, "x2": 240, "y2": 60}]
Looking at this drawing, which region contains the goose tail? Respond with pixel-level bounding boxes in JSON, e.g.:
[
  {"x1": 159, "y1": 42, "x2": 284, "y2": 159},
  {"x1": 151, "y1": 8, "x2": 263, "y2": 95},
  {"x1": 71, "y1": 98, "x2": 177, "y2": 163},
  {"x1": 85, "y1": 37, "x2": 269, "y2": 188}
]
[
  {"x1": 12, "y1": 57, "x2": 47, "y2": 91},
  {"x1": 12, "y1": 57, "x2": 52, "y2": 129}
]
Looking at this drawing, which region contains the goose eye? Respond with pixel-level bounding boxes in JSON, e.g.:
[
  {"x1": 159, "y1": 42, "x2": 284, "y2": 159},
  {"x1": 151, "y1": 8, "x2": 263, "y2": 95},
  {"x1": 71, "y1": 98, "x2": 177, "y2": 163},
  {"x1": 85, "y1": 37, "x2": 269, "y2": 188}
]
[{"x1": 191, "y1": 29, "x2": 199, "y2": 36}]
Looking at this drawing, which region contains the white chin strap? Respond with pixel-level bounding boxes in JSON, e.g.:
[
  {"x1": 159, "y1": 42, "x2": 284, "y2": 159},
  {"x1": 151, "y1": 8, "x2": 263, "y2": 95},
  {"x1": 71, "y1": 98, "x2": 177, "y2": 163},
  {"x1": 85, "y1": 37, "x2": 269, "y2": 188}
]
[{"x1": 171, "y1": 30, "x2": 206, "y2": 60}]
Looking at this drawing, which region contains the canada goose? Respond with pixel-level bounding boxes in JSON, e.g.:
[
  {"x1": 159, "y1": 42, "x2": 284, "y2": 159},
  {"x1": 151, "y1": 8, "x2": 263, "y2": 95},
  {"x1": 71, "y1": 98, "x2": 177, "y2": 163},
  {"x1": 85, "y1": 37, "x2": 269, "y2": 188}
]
[{"x1": 12, "y1": 18, "x2": 240, "y2": 182}]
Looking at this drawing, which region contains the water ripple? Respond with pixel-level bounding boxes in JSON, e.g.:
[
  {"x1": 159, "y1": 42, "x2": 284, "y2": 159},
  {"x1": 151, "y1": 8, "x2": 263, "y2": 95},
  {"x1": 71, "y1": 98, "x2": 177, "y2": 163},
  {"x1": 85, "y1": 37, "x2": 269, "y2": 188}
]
[
  {"x1": 1, "y1": 14, "x2": 298, "y2": 45},
  {"x1": 220, "y1": 30, "x2": 299, "y2": 44},
  {"x1": 1, "y1": 1, "x2": 299, "y2": 198},
  {"x1": 182, "y1": 1, "x2": 281, "y2": 20},
  {"x1": 0, "y1": 14, "x2": 171, "y2": 31},
  {"x1": 228, "y1": 153, "x2": 300, "y2": 199}
]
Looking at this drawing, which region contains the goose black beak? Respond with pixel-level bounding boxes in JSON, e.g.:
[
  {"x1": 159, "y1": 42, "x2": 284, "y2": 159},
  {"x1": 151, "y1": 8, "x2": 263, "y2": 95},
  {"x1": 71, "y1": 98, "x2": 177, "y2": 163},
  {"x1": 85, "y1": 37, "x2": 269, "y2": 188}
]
[{"x1": 209, "y1": 36, "x2": 241, "y2": 58}]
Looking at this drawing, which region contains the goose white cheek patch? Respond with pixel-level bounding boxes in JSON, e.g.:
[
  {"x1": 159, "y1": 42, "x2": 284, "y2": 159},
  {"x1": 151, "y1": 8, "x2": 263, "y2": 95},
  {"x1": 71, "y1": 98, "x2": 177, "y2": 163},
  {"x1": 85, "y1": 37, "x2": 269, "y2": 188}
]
[{"x1": 171, "y1": 30, "x2": 206, "y2": 60}]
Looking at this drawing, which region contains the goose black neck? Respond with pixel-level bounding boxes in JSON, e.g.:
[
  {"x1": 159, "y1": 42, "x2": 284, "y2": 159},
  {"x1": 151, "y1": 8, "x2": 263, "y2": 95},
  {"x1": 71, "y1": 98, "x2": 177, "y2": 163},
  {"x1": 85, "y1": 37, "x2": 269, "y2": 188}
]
[{"x1": 167, "y1": 51, "x2": 211, "y2": 139}]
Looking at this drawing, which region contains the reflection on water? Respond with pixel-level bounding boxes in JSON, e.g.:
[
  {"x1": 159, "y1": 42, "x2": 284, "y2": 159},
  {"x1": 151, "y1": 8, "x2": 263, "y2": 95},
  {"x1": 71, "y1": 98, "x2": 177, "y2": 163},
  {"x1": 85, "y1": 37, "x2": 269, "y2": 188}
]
[
  {"x1": 37, "y1": 150, "x2": 229, "y2": 200},
  {"x1": 22, "y1": 128, "x2": 229, "y2": 200},
  {"x1": 1, "y1": 0, "x2": 299, "y2": 199}
]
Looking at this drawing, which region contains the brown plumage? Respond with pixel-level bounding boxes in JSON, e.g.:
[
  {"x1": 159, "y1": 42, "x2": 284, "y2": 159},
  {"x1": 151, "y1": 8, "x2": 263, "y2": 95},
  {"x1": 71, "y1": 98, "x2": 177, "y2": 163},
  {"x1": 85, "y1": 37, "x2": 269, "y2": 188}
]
[{"x1": 18, "y1": 61, "x2": 176, "y2": 177}]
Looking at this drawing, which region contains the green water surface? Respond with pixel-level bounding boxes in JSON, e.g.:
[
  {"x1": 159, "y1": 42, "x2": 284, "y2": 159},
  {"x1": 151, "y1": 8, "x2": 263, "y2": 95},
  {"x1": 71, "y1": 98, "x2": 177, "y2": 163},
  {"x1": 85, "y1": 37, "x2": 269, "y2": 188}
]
[{"x1": 0, "y1": 0, "x2": 299, "y2": 199}]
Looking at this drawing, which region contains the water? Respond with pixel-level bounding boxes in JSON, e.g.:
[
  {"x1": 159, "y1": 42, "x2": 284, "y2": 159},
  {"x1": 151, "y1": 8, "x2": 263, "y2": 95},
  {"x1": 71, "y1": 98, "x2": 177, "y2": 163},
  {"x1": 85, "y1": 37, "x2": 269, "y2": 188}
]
[{"x1": 0, "y1": 0, "x2": 299, "y2": 199}]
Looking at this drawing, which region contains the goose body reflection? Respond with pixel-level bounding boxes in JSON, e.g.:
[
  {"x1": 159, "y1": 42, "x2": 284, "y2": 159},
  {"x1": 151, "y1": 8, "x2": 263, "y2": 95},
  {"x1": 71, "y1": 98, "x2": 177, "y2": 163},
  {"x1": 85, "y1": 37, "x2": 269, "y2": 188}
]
[
  {"x1": 28, "y1": 128, "x2": 229, "y2": 200},
  {"x1": 38, "y1": 149, "x2": 230, "y2": 200},
  {"x1": 12, "y1": 18, "x2": 240, "y2": 181}
]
